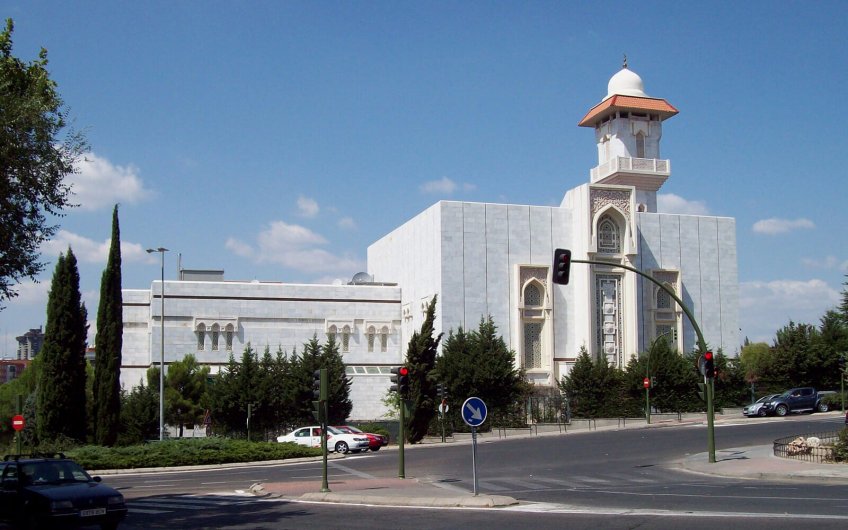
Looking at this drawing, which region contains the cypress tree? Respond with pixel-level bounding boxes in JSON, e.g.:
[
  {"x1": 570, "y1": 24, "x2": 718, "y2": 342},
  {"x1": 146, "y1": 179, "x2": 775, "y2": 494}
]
[
  {"x1": 321, "y1": 335, "x2": 352, "y2": 424},
  {"x1": 93, "y1": 204, "x2": 123, "y2": 445},
  {"x1": 405, "y1": 296, "x2": 442, "y2": 443},
  {"x1": 37, "y1": 248, "x2": 88, "y2": 443}
]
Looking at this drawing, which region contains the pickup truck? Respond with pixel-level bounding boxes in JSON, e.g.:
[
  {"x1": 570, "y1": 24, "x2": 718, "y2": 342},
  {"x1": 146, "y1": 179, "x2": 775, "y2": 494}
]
[{"x1": 761, "y1": 387, "x2": 829, "y2": 416}]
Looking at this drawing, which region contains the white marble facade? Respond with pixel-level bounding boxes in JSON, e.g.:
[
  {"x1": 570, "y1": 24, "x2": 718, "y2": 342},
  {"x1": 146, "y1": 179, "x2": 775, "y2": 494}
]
[
  {"x1": 122, "y1": 64, "x2": 739, "y2": 419},
  {"x1": 122, "y1": 278, "x2": 402, "y2": 421}
]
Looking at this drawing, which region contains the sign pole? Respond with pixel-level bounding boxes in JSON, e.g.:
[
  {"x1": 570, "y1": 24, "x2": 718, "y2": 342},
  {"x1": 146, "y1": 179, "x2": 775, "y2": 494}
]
[
  {"x1": 16, "y1": 394, "x2": 23, "y2": 454},
  {"x1": 471, "y1": 426, "x2": 479, "y2": 495},
  {"x1": 461, "y1": 397, "x2": 488, "y2": 497}
]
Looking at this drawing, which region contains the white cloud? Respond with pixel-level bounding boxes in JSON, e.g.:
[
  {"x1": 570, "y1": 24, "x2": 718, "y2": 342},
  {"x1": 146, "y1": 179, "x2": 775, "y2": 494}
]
[
  {"x1": 739, "y1": 279, "x2": 840, "y2": 343},
  {"x1": 226, "y1": 221, "x2": 363, "y2": 273},
  {"x1": 43, "y1": 230, "x2": 153, "y2": 264},
  {"x1": 656, "y1": 193, "x2": 709, "y2": 215},
  {"x1": 338, "y1": 217, "x2": 357, "y2": 230},
  {"x1": 752, "y1": 217, "x2": 814, "y2": 235},
  {"x1": 419, "y1": 177, "x2": 475, "y2": 195},
  {"x1": 7, "y1": 281, "x2": 50, "y2": 306},
  {"x1": 297, "y1": 196, "x2": 319, "y2": 218},
  {"x1": 69, "y1": 152, "x2": 152, "y2": 211},
  {"x1": 801, "y1": 256, "x2": 841, "y2": 270}
]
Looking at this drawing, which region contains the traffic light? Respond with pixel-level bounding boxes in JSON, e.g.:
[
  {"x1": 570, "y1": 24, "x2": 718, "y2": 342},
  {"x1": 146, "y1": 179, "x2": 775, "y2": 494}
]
[
  {"x1": 552, "y1": 248, "x2": 572, "y2": 285},
  {"x1": 312, "y1": 368, "x2": 327, "y2": 422},
  {"x1": 390, "y1": 366, "x2": 410, "y2": 395},
  {"x1": 704, "y1": 351, "x2": 715, "y2": 379},
  {"x1": 697, "y1": 382, "x2": 706, "y2": 402}
]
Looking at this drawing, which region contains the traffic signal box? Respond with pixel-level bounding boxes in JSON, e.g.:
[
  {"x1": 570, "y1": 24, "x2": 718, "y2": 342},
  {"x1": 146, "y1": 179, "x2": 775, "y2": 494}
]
[
  {"x1": 703, "y1": 351, "x2": 715, "y2": 379},
  {"x1": 390, "y1": 366, "x2": 409, "y2": 396},
  {"x1": 312, "y1": 368, "x2": 328, "y2": 423},
  {"x1": 552, "y1": 248, "x2": 572, "y2": 285}
]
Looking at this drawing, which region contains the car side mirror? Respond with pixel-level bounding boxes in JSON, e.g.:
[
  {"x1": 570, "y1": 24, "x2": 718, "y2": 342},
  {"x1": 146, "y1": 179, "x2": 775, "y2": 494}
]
[{"x1": 92, "y1": 476, "x2": 102, "y2": 483}]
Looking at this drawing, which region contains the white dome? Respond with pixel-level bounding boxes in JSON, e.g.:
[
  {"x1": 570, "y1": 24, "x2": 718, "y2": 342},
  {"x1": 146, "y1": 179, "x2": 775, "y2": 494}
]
[{"x1": 605, "y1": 67, "x2": 648, "y2": 99}]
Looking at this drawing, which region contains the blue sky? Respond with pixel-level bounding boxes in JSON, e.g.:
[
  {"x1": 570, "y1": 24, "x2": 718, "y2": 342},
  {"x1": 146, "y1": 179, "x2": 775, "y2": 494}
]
[{"x1": 2, "y1": 1, "x2": 846, "y2": 353}]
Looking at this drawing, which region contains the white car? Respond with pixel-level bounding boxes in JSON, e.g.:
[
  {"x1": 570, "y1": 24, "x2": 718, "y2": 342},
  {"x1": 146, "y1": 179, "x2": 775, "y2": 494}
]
[{"x1": 277, "y1": 425, "x2": 370, "y2": 454}]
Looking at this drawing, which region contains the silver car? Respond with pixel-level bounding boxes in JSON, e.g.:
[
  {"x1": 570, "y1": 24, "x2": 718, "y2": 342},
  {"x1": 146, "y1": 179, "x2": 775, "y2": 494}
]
[{"x1": 743, "y1": 394, "x2": 780, "y2": 417}]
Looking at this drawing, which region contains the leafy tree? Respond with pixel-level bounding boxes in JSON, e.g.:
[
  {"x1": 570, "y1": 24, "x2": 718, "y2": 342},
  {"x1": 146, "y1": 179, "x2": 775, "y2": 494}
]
[
  {"x1": 0, "y1": 19, "x2": 87, "y2": 306},
  {"x1": 739, "y1": 341, "x2": 771, "y2": 390},
  {"x1": 206, "y1": 353, "x2": 245, "y2": 436},
  {"x1": 321, "y1": 335, "x2": 352, "y2": 425},
  {"x1": 436, "y1": 316, "x2": 526, "y2": 429},
  {"x1": 164, "y1": 354, "x2": 209, "y2": 437},
  {"x1": 559, "y1": 347, "x2": 603, "y2": 417},
  {"x1": 0, "y1": 354, "x2": 41, "y2": 443},
  {"x1": 405, "y1": 296, "x2": 442, "y2": 443},
  {"x1": 36, "y1": 248, "x2": 88, "y2": 443},
  {"x1": 93, "y1": 205, "x2": 123, "y2": 445},
  {"x1": 648, "y1": 339, "x2": 700, "y2": 413},
  {"x1": 119, "y1": 376, "x2": 158, "y2": 445}
]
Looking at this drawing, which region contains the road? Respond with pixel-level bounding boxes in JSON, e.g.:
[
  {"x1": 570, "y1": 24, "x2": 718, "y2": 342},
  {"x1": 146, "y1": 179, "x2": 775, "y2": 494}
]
[{"x1": 99, "y1": 414, "x2": 848, "y2": 529}]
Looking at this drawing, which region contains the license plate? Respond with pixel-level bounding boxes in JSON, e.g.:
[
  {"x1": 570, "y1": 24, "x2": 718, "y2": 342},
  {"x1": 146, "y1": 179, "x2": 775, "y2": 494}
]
[{"x1": 80, "y1": 508, "x2": 106, "y2": 517}]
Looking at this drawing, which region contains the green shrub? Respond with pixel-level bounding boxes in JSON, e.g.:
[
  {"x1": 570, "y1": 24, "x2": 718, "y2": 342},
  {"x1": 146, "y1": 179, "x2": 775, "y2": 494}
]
[
  {"x1": 63, "y1": 438, "x2": 320, "y2": 470},
  {"x1": 355, "y1": 423, "x2": 390, "y2": 438},
  {"x1": 831, "y1": 428, "x2": 848, "y2": 463}
]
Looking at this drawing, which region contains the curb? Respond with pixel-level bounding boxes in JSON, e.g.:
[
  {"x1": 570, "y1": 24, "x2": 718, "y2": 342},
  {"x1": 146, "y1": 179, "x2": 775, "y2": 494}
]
[{"x1": 296, "y1": 491, "x2": 518, "y2": 508}]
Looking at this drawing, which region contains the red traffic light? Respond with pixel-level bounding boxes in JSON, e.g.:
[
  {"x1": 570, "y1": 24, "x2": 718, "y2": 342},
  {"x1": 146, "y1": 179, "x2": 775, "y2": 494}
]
[
  {"x1": 553, "y1": 248, "x2": 572, "y2": 285},
  {"x1": 704, "y1": 351, "x2": 713, "y2": 360},
  {"x1": 399, "y1": 366, "x2": 409, "y2": 376}
]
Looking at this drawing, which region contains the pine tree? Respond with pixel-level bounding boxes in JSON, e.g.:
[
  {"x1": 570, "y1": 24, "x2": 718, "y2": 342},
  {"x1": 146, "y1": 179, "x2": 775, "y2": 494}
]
[
  {"x1": 37, "y1": 248, "x2": 88, "y2": 443},
  {"x1": 321, "y1": 335, "x2": 352, "y2": 424},
  {"x1": 93, "y1": 205, "x2": 123, "y2": 445},
  {"x1": 405, "y1": 296, "x2": 443, "y2": 443},
  {"x1": 467, "y1": 316, "x2": 526, "y2": 425}
]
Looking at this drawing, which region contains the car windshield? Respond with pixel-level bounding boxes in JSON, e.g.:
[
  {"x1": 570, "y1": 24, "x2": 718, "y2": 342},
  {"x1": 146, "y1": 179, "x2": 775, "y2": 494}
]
[
  {"x1": 343, "y1": 426, "x2": 364, "y2": 434},
  {"x1": 326, "y1": 426, "x2": 344, "y2": 435},
  {"x1": 755, "y1": 395, "x2": 771, "y2": 403},
  {"x1": 20, "y1": 461, "x2": 91, "y2": 485}
]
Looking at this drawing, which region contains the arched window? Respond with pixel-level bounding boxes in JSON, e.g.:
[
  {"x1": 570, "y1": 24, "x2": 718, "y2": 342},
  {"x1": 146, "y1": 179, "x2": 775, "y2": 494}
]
[
  {"x1": 523, "y1": 322, "x2": 542, "y2": 369},
  {"x1": 524, "y1": 283, "x2": 541, "y2": 307},
  {"x1": 598, "y1": 215, "x2": 620, "y2": 253},
  {"x1": 196, "y1": 324, "x2": 206, "y2": 351},
  {"x1": 342, "y1": 325, "x2": 350, "y2": 352},
  {"x1": 367, "y1": 326, "x2": 376, "y2": 353},
  {"x1": 211, "y1": 324, "x2": 220, "y2": 351},
  {"x1": 635, "y1": 131, "x2": 645, "y2": 159},
  {"x1": 656, "y1": 286, "x2": 672, "y2": 310},
  {"x1": 380, "y1": 326, "x2": 389, "y2": 353},
  {"x1": 327, "y1": 324, "x2": 337, "y2": 343},
  {"x1": 225, "y1": 324, "x2": 234, "y2": 351}
]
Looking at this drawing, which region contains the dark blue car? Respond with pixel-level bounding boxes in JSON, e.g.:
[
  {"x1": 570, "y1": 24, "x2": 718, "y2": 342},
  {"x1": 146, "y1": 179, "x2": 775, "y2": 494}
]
[{"x1": 0, "y1": 453, "x2": 127, "y2": 529}]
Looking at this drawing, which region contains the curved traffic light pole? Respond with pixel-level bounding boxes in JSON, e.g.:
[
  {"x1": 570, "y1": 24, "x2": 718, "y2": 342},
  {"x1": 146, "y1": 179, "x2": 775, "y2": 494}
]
[{"x1": 570, "y1": 257, "x2": 716, "y2": 463}]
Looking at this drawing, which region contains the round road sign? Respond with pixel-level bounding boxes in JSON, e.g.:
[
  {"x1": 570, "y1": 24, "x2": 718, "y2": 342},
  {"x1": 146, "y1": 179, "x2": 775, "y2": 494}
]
[
  {"x1": 11, "y1": 414, "x2": 24, "y2": 431},
  {"x1": 643, "y1": 377, "x2": 650, "y2": 389},
  {"x1": 461, "y1": 397, "x2": 487, "y2": 427}
]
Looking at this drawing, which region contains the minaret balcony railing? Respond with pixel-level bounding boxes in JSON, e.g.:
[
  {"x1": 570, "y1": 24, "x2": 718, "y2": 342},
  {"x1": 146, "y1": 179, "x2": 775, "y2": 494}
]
[{"x1": 591, "y1": 156, "x2": 670, "y2": 182}]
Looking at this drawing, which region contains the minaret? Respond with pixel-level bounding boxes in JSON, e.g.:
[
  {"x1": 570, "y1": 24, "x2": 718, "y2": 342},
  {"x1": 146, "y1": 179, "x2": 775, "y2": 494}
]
[{"x1": 578, "y1": 59, "x2": 678, "y2": 212}]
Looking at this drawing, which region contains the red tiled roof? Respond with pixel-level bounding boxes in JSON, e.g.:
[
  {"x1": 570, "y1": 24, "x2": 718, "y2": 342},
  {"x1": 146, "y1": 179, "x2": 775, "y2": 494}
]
[{"x1": 578, "y1": 95, "x2": 678, "y2": 127}]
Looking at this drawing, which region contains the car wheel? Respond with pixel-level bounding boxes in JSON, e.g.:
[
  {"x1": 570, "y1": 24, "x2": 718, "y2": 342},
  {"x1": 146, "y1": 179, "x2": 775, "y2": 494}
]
[
  {"x1": 775, "y1": 404, "x2": 788, "y2": 417},
  {"x1": 370, "y1": 446, "x2": 380, "y2": 452},
  {"x1": 335, "y1": 441, "x2": 349, "y2": 454},
  {"x1": 817, "y1": 402, "x2": 829, "y2": 413},
  {"x1": 757, "y1": 409, "x2": 766, "y2": 417}
]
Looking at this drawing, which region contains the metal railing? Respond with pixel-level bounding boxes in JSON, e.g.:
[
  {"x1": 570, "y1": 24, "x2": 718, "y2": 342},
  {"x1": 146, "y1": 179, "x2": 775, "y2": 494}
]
[{"x1": 773, "y1": 431, "x2": 840, "y2": 463}]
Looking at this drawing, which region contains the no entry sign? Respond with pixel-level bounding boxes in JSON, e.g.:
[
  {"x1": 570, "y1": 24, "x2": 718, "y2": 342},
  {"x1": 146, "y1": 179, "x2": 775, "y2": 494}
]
[
  {"x1": 643, "y1": 377, "x2": 650, "y2": 389},
  {"x1": 11, "y1": 415, "x2": 24, "y2": 431}
]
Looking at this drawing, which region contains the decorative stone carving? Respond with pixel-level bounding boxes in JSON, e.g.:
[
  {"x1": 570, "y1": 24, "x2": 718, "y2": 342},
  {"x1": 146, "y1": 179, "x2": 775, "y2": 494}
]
[
  {"x1": 590, "y1": 188, "x2": 631, "y2": 217},
  {"x1": 520, "y1": 267, "x2": 548, "y2": 288}
]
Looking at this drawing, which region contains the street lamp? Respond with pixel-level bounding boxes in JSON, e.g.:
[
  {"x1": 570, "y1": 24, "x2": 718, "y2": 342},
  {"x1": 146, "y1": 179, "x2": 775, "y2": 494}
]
[{"x1": 147, "y1": 247, "x2": 168, "y2": 441}]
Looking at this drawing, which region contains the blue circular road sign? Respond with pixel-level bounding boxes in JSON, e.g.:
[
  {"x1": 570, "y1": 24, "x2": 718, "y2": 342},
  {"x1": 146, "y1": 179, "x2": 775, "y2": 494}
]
[{"x1": 461, "y1": 396, "x2": 488, "y2": 427}]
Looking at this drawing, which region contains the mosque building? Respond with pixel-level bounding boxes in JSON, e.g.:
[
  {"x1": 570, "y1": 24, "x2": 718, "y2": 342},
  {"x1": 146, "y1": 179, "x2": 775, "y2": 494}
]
[{"x1": 122, "y1": 63, "x2": 739, "y2": 419}]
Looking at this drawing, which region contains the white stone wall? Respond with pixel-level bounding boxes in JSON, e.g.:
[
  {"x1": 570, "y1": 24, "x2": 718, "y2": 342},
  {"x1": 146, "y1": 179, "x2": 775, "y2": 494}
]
[
  {"x1": 121, "y1": 280, "x2": 402, "y2": 420},
  {"x1": 636, "y1": 212, "x2": 739, "y2": 355}
]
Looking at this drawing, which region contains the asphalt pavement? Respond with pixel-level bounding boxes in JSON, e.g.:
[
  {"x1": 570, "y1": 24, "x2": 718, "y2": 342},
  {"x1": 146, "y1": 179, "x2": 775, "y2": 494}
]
[{"x1": 250, "y1": 413, "x2": 848, "y2": 508}]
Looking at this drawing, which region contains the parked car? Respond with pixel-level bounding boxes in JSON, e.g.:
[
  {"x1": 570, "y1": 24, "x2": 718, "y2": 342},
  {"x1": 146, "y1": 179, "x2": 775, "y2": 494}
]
[
  {"x1": 333, "y1": 425, "x2": 389, "y2": 451},
  {"x1": 761, "y1": 387, "x2": 828, "y2": 416},
  {"x1": 743, "y1": 394, "x2": 781, "y2": 417},
  {"x1": 0, "y1": 453, "x2": 127, "y2": 530},
  {"x1": 277, "y1": 426, "x2": 370, "y2": 454}
]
